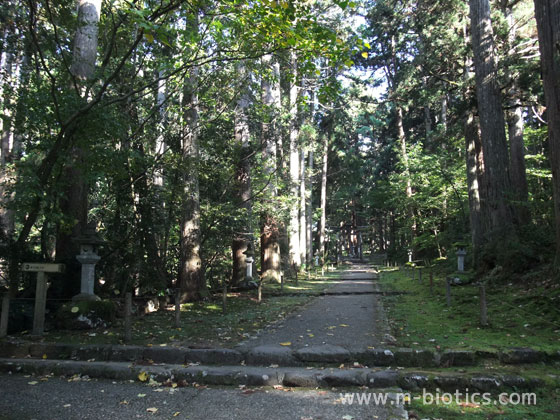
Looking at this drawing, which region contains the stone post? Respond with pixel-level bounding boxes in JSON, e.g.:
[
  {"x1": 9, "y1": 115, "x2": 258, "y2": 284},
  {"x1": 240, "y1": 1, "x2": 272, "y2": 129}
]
[
  {"x1": 73, "y1": 226, "x2": 103, "y2": 302},
  {"x1": 74, "y1": 251, "x2": 101, "y2": 301},
  {"x1": 480, "y1": 284, "x2": 488, "y2": 326},
  {"x1": 0, "y1": 294, "x2": 9, "y2": 338},
  {"x1": 245, "y1": 256, "x2": 254, "y2": 280},
  {"x1": 32, "y1": 272, "x2": 48, "y2": 336},
  {"x1": 124, "y1": 292, "x2": 132, "y2": 342},
  {"x1": 174, "y1": 289, "x2": 181, "y2": 328},
  {"x1": 358, "y1": 231, "x2": 363, "y2": 260},
  {"x1": 456, "y1": 248, "x2": 467, "y2": 272}
]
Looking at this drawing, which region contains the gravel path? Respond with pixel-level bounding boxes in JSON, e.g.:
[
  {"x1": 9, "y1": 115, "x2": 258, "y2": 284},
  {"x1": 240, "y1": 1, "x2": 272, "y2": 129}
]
[{"x1": 237, "y1": 263, "x2": 390, "y2": 351}]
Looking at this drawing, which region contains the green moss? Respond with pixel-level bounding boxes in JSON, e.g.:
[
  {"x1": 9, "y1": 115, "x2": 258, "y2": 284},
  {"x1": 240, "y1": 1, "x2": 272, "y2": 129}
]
[
  {"x1": 54, "y1": 299, "x2": 117, "y2": 330},
  {"x1": 408, "y1": 388, "x2": 560, "y2": 419},
  {"x1": 378, "y1": 267, "x2": 560, "y2": 352},
  {"x1": 61, "y1": 300, "x2": 117, "y2": 321}
]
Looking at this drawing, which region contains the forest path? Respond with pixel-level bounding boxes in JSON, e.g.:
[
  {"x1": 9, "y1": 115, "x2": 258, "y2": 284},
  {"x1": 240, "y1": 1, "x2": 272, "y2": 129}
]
[{"x1": 237, "y1": 262, "x2": 391, "y2": 352}]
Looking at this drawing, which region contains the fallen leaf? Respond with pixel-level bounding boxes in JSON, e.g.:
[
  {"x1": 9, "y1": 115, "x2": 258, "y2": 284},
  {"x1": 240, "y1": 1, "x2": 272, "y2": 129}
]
[
  {"x1": 146, "y1": 407, "x2": 158, "y2": 413},
  {"x1": 137, "y1": 393, "x2": 146, "y2": 398},
  {"x1": 63, "y1": 404, "x2": 71, "y2": 408},
  {"x1": 279, "y1": 342, "x2": 292, "y2": 346},
  {"x1": 173, "y1": 412, "x2": 181, "y2": 417},
  {"x1": 42, "y1": 354, "x2": 47, "y2": 359},
  {"x1": 119, "y1": 400, "x2": 129, "y2": 405},
  {"x1": 138, "y1": 371, "x2": 149, "y2": 382},
  {"x1": 339, "y1": 324, "x2": 349, "y2": 327},
  {"x1": 71, "y1": 306, "x2": 79, "y2": 313},
  {"x1": 28, "y1": 381, "x2": 38, "y2": 385}
]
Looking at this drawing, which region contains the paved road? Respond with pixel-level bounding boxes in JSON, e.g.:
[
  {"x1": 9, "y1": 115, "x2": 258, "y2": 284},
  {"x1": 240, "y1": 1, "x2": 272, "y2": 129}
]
[
  {"x1": 238, "y1": 264, "x2": 390, "y2": 351},
  {"x1": 0, "y1": 373, "x2": 407, "y2": 420}
]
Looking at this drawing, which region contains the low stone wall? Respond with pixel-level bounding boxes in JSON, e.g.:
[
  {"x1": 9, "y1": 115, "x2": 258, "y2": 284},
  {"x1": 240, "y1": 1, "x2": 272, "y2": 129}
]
[{"x1": 0, "y1": 341, "x2": 558, "y2": 368}]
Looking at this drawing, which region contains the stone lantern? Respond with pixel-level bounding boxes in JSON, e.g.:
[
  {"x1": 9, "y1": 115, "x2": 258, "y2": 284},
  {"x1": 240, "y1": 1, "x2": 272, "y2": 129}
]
[
  {"x1": 73, "y1": 223, "x2": 103, "y2": 302},
  {"x1": 456, "y1": 247, "x2": 467, "y2": 272},
  {"x1": 243, "y1": 243, "x2": 255, "y2": 281},
  {"x1": 407, "y1": 249, "x2": 413, "y2": 263}
]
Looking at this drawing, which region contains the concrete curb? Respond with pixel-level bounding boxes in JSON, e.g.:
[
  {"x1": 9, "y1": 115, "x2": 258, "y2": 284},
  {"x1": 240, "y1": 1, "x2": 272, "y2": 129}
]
[
  {"x1": 0, "y1": 342, "x2": 557, "y2": 368},
  {"x1": 0, "y1": 358, "x2": 550, "y2": 392}
]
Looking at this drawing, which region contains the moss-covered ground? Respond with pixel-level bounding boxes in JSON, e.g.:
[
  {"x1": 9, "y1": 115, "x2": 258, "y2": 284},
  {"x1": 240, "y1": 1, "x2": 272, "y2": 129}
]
[
  {"x1": 377, "y1": 264, "x2": 560, "y2": 352},
  {"x1": 3, "y1": 267, "x2": 344, "y2": 347}
]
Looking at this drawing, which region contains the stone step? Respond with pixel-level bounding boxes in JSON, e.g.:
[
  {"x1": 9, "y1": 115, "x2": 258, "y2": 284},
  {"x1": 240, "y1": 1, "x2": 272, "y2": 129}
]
[
  {"x1": 0, "y1": 357, "x2": 553, "y2": 392},
  {"x1": 1, "y1": 341, "x2": 558, "y2": 369}
]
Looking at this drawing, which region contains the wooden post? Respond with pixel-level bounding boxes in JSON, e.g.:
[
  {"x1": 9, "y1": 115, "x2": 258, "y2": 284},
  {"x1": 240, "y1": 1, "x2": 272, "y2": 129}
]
[
  {"x1": 32, "y1": 272, "x2": 47, "y2": 336},
  {"x1": 174, "y1": 289, "x2": 181, "y2": 328},
  {"x1": 294, "y1": 271, "x2": 298, "y2": 286},
  {"x1": 0, "y1": 294, "x2": 9, "y2": 338},
  {"x1": 124, "y1": 292, "x2": 132, "y2": 343},
  {"x1": 281, "y1": 275, "x2": 284, "y2": 292},
  {"x1": 412, "y1": 267, "x2": 415, "y2": 281},
  {"x1": 429, "y1": 270, "x2": 433, "y2": 295},
  {"x1": 445, "y1": 278, "x2": 451, "y2": 307},
  {"x1": 418, "y1": 268, "x2": 422, "y2": 284},
  {"x1": 480, "y1": 284, "x2": 488, "y2": 326},
  {"x1": 257, "y1": 280, "x2": 262, "y2": 303},
  {"x1": 222, "y1": 282, "x2": 227, "y2": 314}
]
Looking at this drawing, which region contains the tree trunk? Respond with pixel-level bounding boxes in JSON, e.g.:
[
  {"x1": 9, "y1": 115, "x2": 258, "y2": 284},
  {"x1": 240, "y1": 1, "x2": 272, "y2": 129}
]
[
  {"x1": 299, "y1": 148, "x2": 307, "y2": 266},
  {"x1": 422, "y1": 76, "x2": 432, "y2": 137},
  {"x1": 318, "y1": 132, "x2": 329, "y2": 261},
  {"x1": 469, "y1": 0, "x2": 515, "y2": 244},
  {"x1": 153, "y1": 69, "x2": 167, "y2": 188},
  {"x1": 503, "y1": 4, "x2": 529, "y2": 225},
  {"x1": 396, "y1": 105, "x2": 416, "y2": 245},
  {"x1": 232, "y1": 62, "x2": 253, "y2": 286},
  {"x1": 260, "y1": 55, "x2": 281, "y2": 282},
  {"x1": 131, "y1": 139, "x2": 168, "y2": 290},
  {"x1": 465, "y1": 108, "x2": 485, "y2": 264},
  {"x1": 0, "y1": 46, "x2": 18, "y2": 241},
  {"x1": 508, "y1": 103, "x2": 530, "y2": 224},
  {"x1": 288, "y1": 52, "x2": 301, "y2": 267},
  {"x1": 441, "y1": 94, "x2": 448, "y2": 132},
  {"x1": 306, "y1": 150, "x2": 313, "y2": 266},
  {"x1": 533, "y1": 0, "x2": 560, "y2": 263},
  {"x1": 463, "y1": 23, "x2": 486, "y2": 266},
  {"x1": 178, "y1": 17, "x2": 206, "y2": 301}
]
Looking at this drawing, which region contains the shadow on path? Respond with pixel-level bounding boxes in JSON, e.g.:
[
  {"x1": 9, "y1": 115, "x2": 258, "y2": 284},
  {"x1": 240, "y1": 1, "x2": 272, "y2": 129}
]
[{"x1": 237, "y1": 263, "x2": 391, "y2": 352}]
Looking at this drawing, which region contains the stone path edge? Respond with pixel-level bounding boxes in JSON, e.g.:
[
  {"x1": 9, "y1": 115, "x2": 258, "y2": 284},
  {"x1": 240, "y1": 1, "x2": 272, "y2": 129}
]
[
  {"x1": 0, "y1": 341, "x2": 558, "y2": 368},
  {"x1": 0, "y1": 358, "x2": 552, "y2": 392}
]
